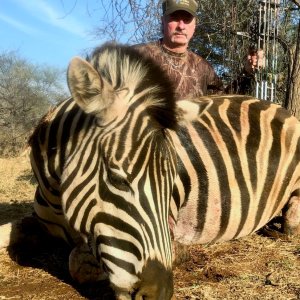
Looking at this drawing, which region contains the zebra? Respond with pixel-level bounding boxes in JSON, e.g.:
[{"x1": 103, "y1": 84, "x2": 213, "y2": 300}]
[{"x1": 1, "y1": 42, "x2": 300, "y2": 299}]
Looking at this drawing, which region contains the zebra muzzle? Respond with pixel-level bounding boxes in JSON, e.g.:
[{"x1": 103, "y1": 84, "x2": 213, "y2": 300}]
[{"x1": 131, "y1": 259, "x2": 174, "y2": 300}]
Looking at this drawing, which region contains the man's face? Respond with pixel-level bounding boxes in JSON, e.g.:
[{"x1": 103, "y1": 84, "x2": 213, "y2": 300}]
[{"x1": 162, "y1": 10, "x2": 196, "y2": 50}]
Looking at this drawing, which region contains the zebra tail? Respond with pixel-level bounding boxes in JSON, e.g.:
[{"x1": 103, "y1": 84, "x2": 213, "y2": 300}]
[{"x1": 0, "y1": 222, "x2": 16, "y2": 249}]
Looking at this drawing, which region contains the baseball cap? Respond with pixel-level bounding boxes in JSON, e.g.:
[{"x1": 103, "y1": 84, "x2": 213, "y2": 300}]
[{"x1": 162, "y1": 0, "x2": 198, "y2": 17}]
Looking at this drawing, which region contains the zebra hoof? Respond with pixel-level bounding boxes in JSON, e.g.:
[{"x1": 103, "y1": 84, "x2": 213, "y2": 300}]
[
  {"x1": 283, "y1": 195, "x2": 300, "y2": 237},
  {"x1": 69, "y1": 243, "x2": 107, "y2": 284},
  {"x1": 283, "y1": 224, "x2": 300, "y2": 237}
]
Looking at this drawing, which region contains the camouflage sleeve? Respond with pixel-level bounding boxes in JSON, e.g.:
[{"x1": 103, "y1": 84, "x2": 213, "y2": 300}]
[{"x1": 206, "y1": 63, "x2": 224, "y2": 95}]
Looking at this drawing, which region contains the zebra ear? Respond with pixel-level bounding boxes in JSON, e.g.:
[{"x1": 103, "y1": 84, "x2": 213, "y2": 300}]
[
  {"x1": 176, "y1": 98, "x2": 213, "y2": 122},
  {"x1": 67, "y1": 57, "x2": 114, "y2": 115}
]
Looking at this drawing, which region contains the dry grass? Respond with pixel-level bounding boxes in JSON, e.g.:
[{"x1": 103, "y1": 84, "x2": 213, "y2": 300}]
[
  {"x1": 174, "y1": 236, "x2": 300, "y2": 299},
  {"x1": 0, "y1": 155, "x2": 35, "y2": 223},
  {"x1": 1, "y1": 156, "x2": 300, "y2": 299}
]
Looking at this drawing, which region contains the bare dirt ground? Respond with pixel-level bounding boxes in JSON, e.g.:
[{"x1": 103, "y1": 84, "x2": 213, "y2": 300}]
[{"x1": 1, "y1": 155, "x2": 300, "y2": 299}]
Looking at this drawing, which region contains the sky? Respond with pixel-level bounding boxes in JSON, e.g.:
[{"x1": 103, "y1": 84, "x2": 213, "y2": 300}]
[{"x1": 1, "y1": 0, "x2": 105, "y2": 70}]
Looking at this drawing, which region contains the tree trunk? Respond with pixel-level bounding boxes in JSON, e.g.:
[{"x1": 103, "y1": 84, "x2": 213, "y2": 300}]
[{"x1": 286, "y1": 19, "x2": 300, "y2": 119}]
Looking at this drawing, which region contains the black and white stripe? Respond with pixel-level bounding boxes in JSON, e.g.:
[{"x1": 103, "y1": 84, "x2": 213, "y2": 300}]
[
  {"x1": 172, "y1": 95, "x2": 300, "y2": 245},
  {"x1": 30, "y1": 43, "x2": 177, "y2": 299}
]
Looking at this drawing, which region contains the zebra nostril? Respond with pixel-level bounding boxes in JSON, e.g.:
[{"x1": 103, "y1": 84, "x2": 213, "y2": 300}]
[{"x1": 131, "y1": 292, "x2": 148, "y2": 300}]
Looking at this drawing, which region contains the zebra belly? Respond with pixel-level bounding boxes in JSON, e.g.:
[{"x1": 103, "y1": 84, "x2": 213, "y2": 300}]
[{"x1": 173, "y1": 191, "x2": 288, "y2": 245}]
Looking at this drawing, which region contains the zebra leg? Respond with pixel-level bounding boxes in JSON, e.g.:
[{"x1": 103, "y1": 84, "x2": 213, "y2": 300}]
[
  {"x1": 69, "y1": 243, "x2": 107, "y2": 284},
  {"x1": 282, "y1": 192, "x2": 300, "y2": 236}
]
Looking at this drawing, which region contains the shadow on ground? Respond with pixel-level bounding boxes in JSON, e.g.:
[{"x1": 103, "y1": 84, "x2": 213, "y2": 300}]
[
  {"x1": 8, "y1": 239, "x2": 116, "y2": 299},
  {"x1": 1, "y1": 206, "x2": 116, "y2": 299}
]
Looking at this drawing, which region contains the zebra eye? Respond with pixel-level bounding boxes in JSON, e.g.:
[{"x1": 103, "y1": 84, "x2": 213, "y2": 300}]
[{"x1": 108, "y1": 170, "x2": 131, "y2": 192}]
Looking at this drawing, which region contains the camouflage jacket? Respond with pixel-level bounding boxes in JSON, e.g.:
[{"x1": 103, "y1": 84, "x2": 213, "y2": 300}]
[{"x1": 134, "y1": 40, "x2": 223, "y2": 100}]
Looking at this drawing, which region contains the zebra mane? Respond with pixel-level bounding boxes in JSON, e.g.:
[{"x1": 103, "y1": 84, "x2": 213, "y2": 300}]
[{"x1": 86, "y1": 42, "x2": 178, "y2": 130}]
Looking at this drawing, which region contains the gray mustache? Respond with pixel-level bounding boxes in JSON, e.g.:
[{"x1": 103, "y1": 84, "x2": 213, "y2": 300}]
[{"x1": 172, "y1": 32, "x2": 187, "y2": 37}]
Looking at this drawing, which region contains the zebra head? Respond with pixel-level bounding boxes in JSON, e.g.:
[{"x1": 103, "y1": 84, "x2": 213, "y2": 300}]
[{"x1": 66, "y1": 43, "x2": 178, "y2": 299}]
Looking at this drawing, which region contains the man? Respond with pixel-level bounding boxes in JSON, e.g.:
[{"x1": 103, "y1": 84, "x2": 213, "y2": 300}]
[{"x1": 134, "y1": 0, "x2": 223, "y2": 100}]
